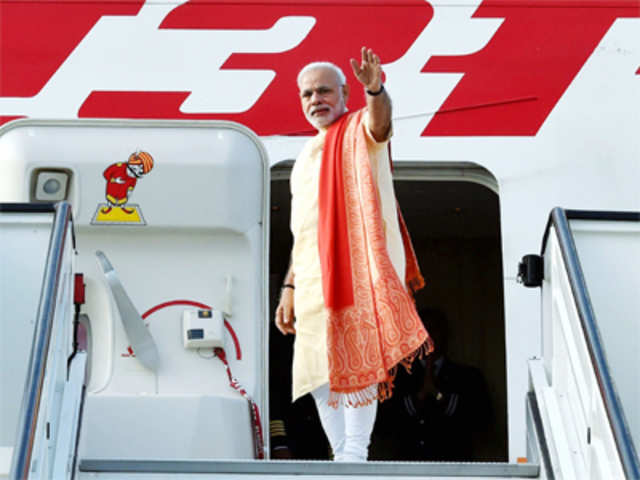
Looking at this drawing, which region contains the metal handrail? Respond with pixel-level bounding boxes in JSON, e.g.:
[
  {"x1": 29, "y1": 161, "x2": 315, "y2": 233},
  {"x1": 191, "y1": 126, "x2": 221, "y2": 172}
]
[
  {"x1": 541, "y1": 207, "x2": 640, "y2": 479},
  {"x1": 9, "y1": 202, "x2": 74, "y2": 480}
]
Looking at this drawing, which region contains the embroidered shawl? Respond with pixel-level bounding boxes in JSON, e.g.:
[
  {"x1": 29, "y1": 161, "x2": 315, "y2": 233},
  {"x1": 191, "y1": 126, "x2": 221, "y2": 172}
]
[{"x1": 318, "y1": 109, "x2": 433, "y2": 407}]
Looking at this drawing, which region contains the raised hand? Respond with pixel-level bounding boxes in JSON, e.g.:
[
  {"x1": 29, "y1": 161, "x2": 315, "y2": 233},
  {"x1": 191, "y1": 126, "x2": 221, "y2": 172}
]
[
  {"x1": 350, "y1": 47, "x2": 383, "y2": 93},
  {"x1": 349, "y1": 47, "x2": 390, "y2": 141}
]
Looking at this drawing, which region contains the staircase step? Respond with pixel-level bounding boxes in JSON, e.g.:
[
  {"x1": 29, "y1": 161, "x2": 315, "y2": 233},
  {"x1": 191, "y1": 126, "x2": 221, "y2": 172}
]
[{"x1": 79, "y1": 459, "x2": 539, "y2": 478}]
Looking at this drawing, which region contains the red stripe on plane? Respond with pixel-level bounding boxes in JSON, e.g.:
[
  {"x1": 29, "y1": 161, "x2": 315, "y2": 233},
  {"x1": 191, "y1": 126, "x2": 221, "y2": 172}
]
[
  {"x1": 0, "y1": 116, "x2": 25, "y2": 125},
  {"x1": 421, "y1": 0, "x2": 639, "y2": 136},
  {"x1": 79, "y1": 91, "x2": 191, "y2": 119}
]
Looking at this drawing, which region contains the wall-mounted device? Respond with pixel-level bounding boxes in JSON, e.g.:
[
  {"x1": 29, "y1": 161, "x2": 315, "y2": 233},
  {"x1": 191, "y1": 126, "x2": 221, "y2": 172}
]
[
  {"x1": 32, "y1": 169, "x2": 71, "y2": 202},
  {"x1": 182, "y1": 309, "x2": 225, "y2": 349}
]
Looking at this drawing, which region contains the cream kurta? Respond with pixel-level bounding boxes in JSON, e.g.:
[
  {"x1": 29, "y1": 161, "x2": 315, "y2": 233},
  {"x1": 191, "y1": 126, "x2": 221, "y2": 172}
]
[{"x1": 289, "y1": 112, "x2": 405, "y2": 402}]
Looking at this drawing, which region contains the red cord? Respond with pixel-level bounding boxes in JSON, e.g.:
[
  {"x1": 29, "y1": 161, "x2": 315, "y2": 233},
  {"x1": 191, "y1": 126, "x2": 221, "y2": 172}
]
[
  {"x1": 214, "y1": 347, "x2": 265, "y2": 459},
  {"x1": 140, "y1": 299, "x2": 241, "y2": 360},
  {"x1": 138, "y1": 299, "x2": 263, "y2": 459}
]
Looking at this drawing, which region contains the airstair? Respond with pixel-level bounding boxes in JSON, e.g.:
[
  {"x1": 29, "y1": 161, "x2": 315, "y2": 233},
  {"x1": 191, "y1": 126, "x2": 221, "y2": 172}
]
[
  {"x1": 524, "y1": 209, "x2": 640, "y2": 480},
  {"x1": 1, "y1": 203, "x2": 85, "y2": 479},
  {"x1": 1, "y1": 120, "x2": 638, "y2": 479}
]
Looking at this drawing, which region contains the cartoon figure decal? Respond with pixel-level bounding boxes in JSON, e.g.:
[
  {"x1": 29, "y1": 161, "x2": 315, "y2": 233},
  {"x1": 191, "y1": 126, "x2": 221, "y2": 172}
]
[{"x1": 91, "y1": 151, "x2": 154, "y2": 225}]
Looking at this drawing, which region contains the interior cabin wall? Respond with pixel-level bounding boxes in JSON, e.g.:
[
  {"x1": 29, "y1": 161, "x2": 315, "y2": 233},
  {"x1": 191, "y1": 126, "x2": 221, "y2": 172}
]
[{"x1": 269, "y1": 173, "x2": 507, "y2": 462}]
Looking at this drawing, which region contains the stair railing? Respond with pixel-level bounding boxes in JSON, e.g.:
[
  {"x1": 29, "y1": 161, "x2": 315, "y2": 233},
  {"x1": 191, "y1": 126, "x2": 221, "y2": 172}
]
[{"x1": 10, "y1": 202, "x2": 74, "y2": 480}]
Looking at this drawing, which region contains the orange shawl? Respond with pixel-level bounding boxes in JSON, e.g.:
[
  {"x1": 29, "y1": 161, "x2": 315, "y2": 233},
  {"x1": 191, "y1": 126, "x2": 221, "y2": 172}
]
[{"x1": 318, "y1": 110, "x2": 433, "y2": 407}]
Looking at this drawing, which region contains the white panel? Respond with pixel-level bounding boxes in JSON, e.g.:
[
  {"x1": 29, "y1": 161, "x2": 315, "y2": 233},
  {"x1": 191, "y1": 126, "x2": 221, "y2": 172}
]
[
  {"x1": 79, "y1": 396, "x2": 254, "y2": 460},
  {"x1": 0, "y1": 212, "x2": 52, "y2": 447},
  {"x1": 537, "y1": 227, "x2": 626, "y2": 479},
  {"x1": 570, "y1": 219, "x2": 640, "y2": 454}
]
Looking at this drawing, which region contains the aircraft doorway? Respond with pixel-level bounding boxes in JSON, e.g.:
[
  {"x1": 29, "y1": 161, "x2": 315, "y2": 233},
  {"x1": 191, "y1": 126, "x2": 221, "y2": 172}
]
[{"x1": 268, "y1": 162, "x2": 507, "y2": 462}]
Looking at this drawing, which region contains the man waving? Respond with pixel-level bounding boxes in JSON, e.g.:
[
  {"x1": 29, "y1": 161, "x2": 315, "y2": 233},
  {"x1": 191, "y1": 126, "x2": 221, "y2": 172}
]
[{"x1": 275, "y1": 47, "x2": 432, "y2": 462}]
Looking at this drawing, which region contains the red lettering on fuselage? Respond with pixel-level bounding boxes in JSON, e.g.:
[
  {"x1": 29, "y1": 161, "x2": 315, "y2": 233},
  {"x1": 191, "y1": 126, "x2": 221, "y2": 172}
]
[
  {"x1": 79, "y1": 0, "x2": 434, "y2": 135},
  {"x1": 2, "y1": 0, "x2": 637, "y2": 136},
  {"x1": 0, "y1": 1, "x2": 144, "y2": 98},
  {"x1": 421, "y1": 0, "x2": 639, "y2": 136}
]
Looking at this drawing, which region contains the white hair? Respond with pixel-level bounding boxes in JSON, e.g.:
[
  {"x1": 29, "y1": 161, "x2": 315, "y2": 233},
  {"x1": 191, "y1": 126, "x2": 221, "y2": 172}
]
[{"x1": 297, "y1": 61, "x2": 346, "y2": 87}]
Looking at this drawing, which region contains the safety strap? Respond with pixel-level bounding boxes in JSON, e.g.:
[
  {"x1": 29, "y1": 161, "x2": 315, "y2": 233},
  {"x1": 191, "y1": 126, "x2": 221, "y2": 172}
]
[
  {"x1": 96, "y1": 250, "x2": 159, "y2": 371},
  {"x1": 214, "y1": 347, "x2": 264, "y2": 459}
]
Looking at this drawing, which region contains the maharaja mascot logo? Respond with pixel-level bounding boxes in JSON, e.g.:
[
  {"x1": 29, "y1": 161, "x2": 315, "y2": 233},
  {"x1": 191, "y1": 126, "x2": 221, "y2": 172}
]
[{"x1": 91, "y1": 151, "x2": 154, "y2": 225}]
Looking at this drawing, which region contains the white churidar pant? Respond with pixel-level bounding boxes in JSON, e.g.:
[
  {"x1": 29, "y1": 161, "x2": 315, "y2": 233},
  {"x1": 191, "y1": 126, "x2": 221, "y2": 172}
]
[{"x1": 311, "y1": 383, "x2": 378, "y2": 462}]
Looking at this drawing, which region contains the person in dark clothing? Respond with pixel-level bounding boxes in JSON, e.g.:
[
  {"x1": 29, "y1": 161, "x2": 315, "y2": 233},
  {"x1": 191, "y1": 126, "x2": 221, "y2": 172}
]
[{"x1": 371, "y1": 308, "x2": 492, "y2": 461}]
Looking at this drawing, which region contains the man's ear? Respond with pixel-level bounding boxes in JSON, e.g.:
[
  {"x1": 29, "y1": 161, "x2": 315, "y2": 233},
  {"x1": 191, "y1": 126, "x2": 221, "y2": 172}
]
[{"x1": 342, "y1": 83, "x2": 350, "y2": 103}]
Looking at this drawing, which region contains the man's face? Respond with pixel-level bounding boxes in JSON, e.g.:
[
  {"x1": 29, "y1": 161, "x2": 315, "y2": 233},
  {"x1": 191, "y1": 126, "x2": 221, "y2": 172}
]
[
  {"x1": 298, "y1": 67, "x2": 348, "y2": 129},
  {"x1": 128, "y1": 163, "x2": 144, "y2": 177}
]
